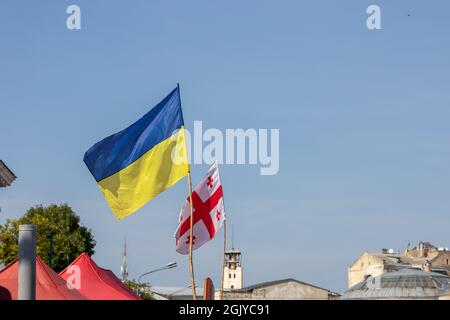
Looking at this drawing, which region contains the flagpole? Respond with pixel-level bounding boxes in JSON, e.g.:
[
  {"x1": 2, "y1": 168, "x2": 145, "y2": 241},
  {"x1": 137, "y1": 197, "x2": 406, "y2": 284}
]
[
  {"x1": 187, "y1": 171, "x2": 197, "y2": 300},
  {"x1": 220, "y1": 219, "x2": 227, "y2": 300},
  {"x1": 216, "y1": 161, "x2": 227, "y2": 300},
  {"x1": 178, "y1": 83, "x2": 197, "y2": 300}
]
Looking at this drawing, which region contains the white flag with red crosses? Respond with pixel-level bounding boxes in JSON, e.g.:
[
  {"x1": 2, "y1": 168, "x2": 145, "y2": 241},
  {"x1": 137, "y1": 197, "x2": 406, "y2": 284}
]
[{"x1": 174, "y1": 162, "x2": 225, "y2": 255}]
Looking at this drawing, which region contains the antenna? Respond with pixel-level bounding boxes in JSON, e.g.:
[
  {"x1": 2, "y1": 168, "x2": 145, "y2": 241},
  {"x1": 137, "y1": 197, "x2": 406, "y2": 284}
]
[
  {"x1": 231, "y1": 224, "x2": 234, "y2": 250},
  {"x1": 121, "y1": 236, "x2": 129, "y2": 281}
]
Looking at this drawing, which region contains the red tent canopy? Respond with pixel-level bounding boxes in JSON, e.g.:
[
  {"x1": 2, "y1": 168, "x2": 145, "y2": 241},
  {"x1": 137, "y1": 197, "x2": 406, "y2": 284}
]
[
  {"x1": 59, "y1": 252, "x2": 142, "y2": 300},
  {"x1": 0, "y1": 256, "x2": 87, "y2": 300}
]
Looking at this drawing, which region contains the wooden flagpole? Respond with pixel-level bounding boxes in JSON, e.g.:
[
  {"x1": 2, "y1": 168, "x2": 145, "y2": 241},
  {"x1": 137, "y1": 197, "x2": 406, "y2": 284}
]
[
  {"x1": 187, "y1": 171, "x2": 197, "y2": 300},
  {"x1": 178, "y1": 83, "x2": 197, "y2": 300},
  {"x1": 216, "y1": 161, "x2": 227, "y2": 300}
]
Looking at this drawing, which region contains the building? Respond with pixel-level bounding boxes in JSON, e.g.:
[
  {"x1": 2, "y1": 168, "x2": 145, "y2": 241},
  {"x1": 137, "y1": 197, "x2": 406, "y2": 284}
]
[
  {"x1": 0, "y1": 160, "x2": 16, "y2": 188},
  {"x1": 348, "y1": 241, "x2": 450, "y2": 288},
  {"x1": 222, "y1": 278, "x2": 340, "y2": 300},
  {"x1": 342, "y1": 268, "x2": 450, "y2": 300},
  {"x1": 223, "y1": 249, "x2": 243, "y2": 290},
  {"x1": 218, "y1": 244, "x2": 338, "y2": 300},
  {"x1": 150, "y1": 286, "x2": 204, "y2": 300}
]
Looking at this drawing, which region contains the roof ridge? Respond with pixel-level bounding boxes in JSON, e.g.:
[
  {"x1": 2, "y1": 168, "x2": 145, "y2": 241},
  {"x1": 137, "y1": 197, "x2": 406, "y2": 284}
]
[
  {"x1": 241, "y1": 278, "x2": 333, "y2": 294},
  {"x1": 63, "y1": 253, "x2": 139, "y2": 299},
  {"x1": 36, "y1": 256, "x2": 59, "y2": 288},
  {"x1": 0, "y1": 258, "x2": 19, "y2": 273},
  {"x1": 59, "y1": 252, "x2": 86, "y2": 275}
]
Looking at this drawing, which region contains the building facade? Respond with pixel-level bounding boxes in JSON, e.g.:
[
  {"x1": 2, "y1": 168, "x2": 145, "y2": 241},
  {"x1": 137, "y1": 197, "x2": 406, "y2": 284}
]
[
  {"x1": 223, "y1": 249, "x2": 243, "y2": 290},
  {"x1": 222, "y1": 278, "x2": 339, "y2": 300}
]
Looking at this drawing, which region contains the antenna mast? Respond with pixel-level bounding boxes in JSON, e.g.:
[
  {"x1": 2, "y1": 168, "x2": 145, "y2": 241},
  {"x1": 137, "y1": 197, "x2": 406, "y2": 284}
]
[
  {"x1": 120, "y1": 236, "x2": 129, "y2": 281},
  {"x1": 231, "y1": 224, "x2": 234, "y2": 250}
]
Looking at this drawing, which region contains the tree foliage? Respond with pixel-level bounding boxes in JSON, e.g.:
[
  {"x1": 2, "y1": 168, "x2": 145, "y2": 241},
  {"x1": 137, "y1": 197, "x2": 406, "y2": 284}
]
[
  {"x1": 0, "y1": 204, "x2": 95, "y2": 272},
  {"x1": 123, "y1": 279, "x2": 154, "y2": 300}
]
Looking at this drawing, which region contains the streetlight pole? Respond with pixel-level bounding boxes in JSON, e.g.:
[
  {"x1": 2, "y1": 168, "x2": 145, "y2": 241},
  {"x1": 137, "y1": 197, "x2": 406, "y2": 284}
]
[
  {"x1": 137, "y1": 262, "x2": 177, "y2": 296},
  {"x1": 138, "y1": 261, "x2": 177, "y2": 283}
]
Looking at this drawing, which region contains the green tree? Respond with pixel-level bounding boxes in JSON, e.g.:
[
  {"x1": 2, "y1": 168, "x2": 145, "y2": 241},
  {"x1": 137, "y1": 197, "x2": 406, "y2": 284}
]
[
  {"x1": 123, "y1": 279, "x2": 154, "y2": 300},
  {"x1": 0, "y1": 203, "x2": 95, "y2": 272}
]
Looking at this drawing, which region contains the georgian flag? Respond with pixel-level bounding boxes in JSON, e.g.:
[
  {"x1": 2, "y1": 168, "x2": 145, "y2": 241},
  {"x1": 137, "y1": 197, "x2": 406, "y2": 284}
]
[{"x1": 175, "y1": 162, "x2": 225, "y2": 254}]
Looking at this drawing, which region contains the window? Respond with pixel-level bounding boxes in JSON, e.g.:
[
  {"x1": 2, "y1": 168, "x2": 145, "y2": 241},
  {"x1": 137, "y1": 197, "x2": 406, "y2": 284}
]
[
  {"x1": 446, "y1": 259, "x2": 449, "y2": 265},
  {"x1": 229, "y1": 274, "x2": 231, "y2": 279},
  {"x1": 231, "y1": 285, "x2": 234, "y2": 289},
  {"x1": 233, "y1": 274, "x2": 236, "y2": 278}
]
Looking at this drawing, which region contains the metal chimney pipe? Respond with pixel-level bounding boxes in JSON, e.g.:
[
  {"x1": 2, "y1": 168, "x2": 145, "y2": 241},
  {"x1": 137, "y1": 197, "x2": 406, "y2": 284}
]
[{"x1": 18, "y1": 224, "x2": 36, "y2": 300}]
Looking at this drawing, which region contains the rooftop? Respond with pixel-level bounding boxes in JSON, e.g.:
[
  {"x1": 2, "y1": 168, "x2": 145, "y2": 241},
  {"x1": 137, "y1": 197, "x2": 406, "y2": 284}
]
[
  {"x1": 0, "y1": 160, "x2": 16, "y2": 188},
  {"x1": 227, "y1": 278, "x2": 339, "y2": 296},
  {"x1": 342, "y1": 269, "x2": 450, "y2": 300},
  {"x1": 225, "y1": 249, "x2": 241, "y2": 254},
  {"x1": 151, "y1": 286, "x2": 204, "y2": 300}
]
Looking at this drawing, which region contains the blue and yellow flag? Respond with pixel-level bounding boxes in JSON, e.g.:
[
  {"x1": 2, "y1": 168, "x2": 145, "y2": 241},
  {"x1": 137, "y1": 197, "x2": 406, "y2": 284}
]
[{"x1": 83, "y1": 86, "x2": 189, "y2": 219}]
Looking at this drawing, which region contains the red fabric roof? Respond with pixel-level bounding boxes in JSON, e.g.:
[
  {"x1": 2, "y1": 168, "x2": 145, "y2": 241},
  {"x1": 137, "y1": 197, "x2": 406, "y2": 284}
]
[
  {"x1": 59, "y1": 253, "x2": 142, "y2": 300},
  {"x1": 0, "y1": 256, "x2": 87, "y2": 300}
]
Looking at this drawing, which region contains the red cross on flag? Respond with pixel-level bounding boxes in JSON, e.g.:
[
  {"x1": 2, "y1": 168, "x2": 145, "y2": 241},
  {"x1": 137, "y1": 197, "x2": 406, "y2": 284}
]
[{"x1": 174, "y1": 162, "x2": 225, "y2": 255}]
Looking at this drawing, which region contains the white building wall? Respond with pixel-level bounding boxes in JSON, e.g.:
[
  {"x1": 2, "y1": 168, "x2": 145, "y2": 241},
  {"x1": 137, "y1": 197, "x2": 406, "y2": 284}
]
[{"x1": 223, "y1": 266, "x2": 243, "y2": 289}]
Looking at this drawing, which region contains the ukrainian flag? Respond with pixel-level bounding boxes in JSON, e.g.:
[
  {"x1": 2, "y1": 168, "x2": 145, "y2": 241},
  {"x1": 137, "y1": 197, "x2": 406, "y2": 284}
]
[{"x1": 83, "y1": 86, "x2": 190, "y2": 219}]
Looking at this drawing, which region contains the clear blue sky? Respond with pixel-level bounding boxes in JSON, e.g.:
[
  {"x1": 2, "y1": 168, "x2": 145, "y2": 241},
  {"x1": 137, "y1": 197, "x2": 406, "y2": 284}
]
[{"x1": 1, "y1": 0, "x2": 450, "y2": 293}]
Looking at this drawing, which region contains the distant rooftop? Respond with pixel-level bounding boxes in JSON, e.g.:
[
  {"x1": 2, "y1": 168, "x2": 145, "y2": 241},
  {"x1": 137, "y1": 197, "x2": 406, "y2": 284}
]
[
  {"x1": 0, "y1": 160, "x2": 16, "y2": 188},
  {"x1": 227, "y1": 278, "x2": 339, "y2": 296},
  {"x1": 225, "y1": 249, "x2": 241, "y2": 254},
  {"x1": 351, "y1": 241, "x2": 450, "y2": 270},
  {"x1": 412, "y1": 241, "x2": 436, "y2": 250},
  {"x1": 151, "y1": 286, "x2": 204, "y2": 300},
  {"x1": 342, "y1": 269, "x2": 450, "y2": 300}
]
